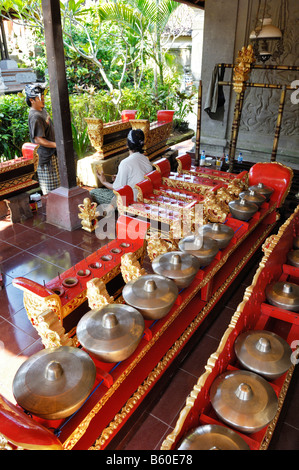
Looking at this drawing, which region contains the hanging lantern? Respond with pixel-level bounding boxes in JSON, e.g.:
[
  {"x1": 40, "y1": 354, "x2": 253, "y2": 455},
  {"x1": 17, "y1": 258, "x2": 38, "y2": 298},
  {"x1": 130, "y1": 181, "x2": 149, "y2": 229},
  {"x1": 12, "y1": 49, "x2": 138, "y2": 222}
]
[{"x1": 249, "y1": 1, "x2": 286, "y2": 63}]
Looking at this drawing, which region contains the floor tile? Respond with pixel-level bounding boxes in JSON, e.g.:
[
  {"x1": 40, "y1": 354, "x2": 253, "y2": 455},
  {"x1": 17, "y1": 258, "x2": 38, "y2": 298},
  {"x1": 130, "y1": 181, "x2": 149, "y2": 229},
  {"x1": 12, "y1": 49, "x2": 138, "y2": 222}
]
[
  {"x1": 0, "y1": 283, "x2": 25, "y2": 319},
  {"x1": 0, "y1": 316, "x2": 36, "y2": 356},
  {"x1": 149, "y1": 369, "x2": 197, "y2": 427},
  {"x1": 0, "y1": 251, "x2": 44, "y2": 279},
  {"x1": 123, "y1": 413, "x2": 170, "y2": 451},
  {"x1": 29, "y1": 221, "x2": 65, "y2": 237},
  {"x1": 0, "y1": 221, "x2": 29, "y2": 241},
  {"x1": 226, "y1": 284, "x2": 247, "y2": 310},
  {"x1": 6, "y1": 228, "x2": 50, "y2": 250},
  {"x1": 204, "y1": 305, "x2": 235, "y2": 341},
  {"x1": 5, "y1": 308, "x2": 39, "y2": 340},
  {"x1": 269, "y1": 423, "x2": 299, "y2": 450},
  {"x1": 23, "y1": 259, "x2": 66, "y2": 284},
  {"x1": 179, "y1": 334, "x2": 220, "y2": 378},
  {"x1": 53, "y1": 229, "x2": 96, "y2": 246},
  {"x1": 0, "y1": 271, "x2": 13, "y2": 287},
  {"x1": 16, "y1": 212, "x2": 46, "y2": 229},
  {"x1": 53, "y1": 229, "x2": 109, "y2": 254},
  {"x1": 27, "y1": 238, "x2": 90, "y2": 270},
  {"x1": 0, "y1": 242, "x2": 23, "y2": 263}
]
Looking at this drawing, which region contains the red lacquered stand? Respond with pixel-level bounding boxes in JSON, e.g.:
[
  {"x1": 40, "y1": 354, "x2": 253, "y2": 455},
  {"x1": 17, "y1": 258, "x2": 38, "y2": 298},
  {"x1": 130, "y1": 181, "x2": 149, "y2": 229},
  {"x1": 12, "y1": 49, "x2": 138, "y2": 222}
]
[
  {"x1": 161, "y1": 205, "x2": 299, "y2": 451},
  {"x1": 48, "y1": 201, "x2": 277, "y2": 450},
  {"x1": 8, "y1": 162, "x2": 293, "y2": 450}
]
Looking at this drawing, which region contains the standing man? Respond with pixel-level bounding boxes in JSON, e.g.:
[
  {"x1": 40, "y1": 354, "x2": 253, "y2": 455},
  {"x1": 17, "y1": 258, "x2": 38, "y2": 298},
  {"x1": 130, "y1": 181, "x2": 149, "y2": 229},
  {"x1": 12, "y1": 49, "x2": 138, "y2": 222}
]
[{"x1": 25, "y1": 83, "x2": 60, "y2": 195}]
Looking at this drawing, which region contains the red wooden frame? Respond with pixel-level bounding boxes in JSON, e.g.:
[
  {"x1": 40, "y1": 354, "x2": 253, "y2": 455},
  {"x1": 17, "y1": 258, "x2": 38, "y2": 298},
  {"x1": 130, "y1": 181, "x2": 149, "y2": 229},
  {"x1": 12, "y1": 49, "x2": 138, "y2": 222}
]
[
  {"x1": 4, "y1": 162, "x2": 293, "y2": 450},
  {"x1": 161, "y1": 205, "x2": 299, "y2": 450}
]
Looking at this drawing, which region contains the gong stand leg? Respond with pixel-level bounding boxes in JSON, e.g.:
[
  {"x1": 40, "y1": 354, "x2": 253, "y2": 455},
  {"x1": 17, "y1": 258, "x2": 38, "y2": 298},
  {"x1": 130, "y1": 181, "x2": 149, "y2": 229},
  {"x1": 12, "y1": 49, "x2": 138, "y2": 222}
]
[
  {"x1": 228, "y1": 89, "x2": 245, "y2": 172},
  {"x1": 194, "y1": 80, "x2": 202, "y2": 166},
  {"x1": 271, "y1": 85, "x2": 286, "y2": 162}
]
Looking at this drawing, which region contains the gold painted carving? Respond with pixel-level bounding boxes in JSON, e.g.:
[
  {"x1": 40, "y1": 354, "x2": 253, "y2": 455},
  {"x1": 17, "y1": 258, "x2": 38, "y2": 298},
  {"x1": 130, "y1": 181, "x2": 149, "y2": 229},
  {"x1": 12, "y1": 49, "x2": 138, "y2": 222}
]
[
  {"x1": 233, "y1": 45, "x2": 256, "y2": 93},
  {"x1": 78, "y1": 197, "x2": 99, "y2": 232},
  {"x1": 86, "y1": 278, "x2": 114, "y2": 310},
  {"x1": 120, "y1": 252, "x2": 147, "y2": 283},
  {"x1": 85, "y1": 118, "x2": 131, "y2": 159},
  {"x1": 0, "y1": 433, "x2": 16, "y2": 450},
  {"x1": 146, "y1": 236, "x2": 178, "y2": 261},
  {"x1": 203, "y1": 177, "x2": 247, "y2": 224},
  {"x1": 24, "y1": 297, "x2": 73, "y2": 349}
]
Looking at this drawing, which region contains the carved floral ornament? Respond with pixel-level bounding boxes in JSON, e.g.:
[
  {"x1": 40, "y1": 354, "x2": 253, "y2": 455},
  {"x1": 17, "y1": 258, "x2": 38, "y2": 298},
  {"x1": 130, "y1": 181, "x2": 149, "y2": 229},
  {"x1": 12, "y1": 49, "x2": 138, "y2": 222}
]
[{"x1": 233, "y1": 45, "x2": 256, "y2": 94}]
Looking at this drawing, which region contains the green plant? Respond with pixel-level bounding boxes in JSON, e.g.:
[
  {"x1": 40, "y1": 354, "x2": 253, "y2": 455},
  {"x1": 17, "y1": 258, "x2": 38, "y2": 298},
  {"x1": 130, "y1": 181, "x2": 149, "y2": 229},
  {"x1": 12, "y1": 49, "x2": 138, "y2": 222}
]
[
  {"x1": 71, "y1": 122, "x2": 91, "y2": 159},
  {"x1": 0, "y1": 94, "x2": 30, "y2": 160},
  {"x1": 69, "y1": 90, "x2": 120, "y2": 131}
]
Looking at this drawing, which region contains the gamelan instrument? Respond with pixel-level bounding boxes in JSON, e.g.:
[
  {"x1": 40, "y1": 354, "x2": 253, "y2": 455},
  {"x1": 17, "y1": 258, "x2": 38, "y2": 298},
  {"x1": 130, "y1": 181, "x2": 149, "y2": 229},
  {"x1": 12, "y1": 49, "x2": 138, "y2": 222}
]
[
  {"x1": 161, "y1": 204, "x2": 299, "y2": 452},
  {"x1": 198, "y1": 223, "x2": 234, "y2": 249},
  {"x1": 122, "y1": 273, "x2": 178, "y2": 320},
  {"x1": 9, "y1": 160, "x2": 295, "y2": 450},
  {"x1": 12, "y1": 347, "x2": 96, "y2": 420},
  {"x1": 152, "y1": 251, "x2": 200, "y2": 289},
  {"x1": 76, "y1": 304, "x2": 145, "y2": 363},
  {"x1": 234, "y1": 330, "x2": 292, "y2": 380},
  {"x1": 248, "y1": 182, "x2": 274, "y2": 201},
  {"x1": 177, "y1": 424, "x2": 250, "y2": 450},
  {"x1": 228, "y1": 197, "x2": 259, "y2": 221},
  {"x1": 178, "y1": 234, "x2": 219, "y2": 267},
  {"x1": 209, "y1": 370, "x2": 278, "y2": 434},
  {"x1": 239, "y1": 189, "x2": 266, "y2": 208},
  {"x1": 266, "y1": 281, "x2": 299, "y2": 312}
]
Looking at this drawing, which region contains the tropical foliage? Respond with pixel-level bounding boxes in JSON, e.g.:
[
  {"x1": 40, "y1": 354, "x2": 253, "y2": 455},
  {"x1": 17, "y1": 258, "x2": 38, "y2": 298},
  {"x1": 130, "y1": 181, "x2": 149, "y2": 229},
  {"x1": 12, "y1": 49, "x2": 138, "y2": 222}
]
[{"x1": 0, "y1": 0, "x2": 196, "y2": 160}]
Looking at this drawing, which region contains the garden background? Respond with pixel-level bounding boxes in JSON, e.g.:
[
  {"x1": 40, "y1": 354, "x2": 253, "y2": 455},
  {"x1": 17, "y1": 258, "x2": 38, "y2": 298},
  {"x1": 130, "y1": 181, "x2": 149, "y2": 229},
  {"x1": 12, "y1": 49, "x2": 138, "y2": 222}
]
[{"x1": 0, "y1": 0, "x2": 197, "y2": 161}]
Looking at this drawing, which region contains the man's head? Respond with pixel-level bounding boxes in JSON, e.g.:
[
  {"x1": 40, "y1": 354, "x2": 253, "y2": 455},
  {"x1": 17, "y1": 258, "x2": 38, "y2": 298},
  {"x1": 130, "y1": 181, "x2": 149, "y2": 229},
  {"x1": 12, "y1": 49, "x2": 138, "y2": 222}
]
[
  {"x1": 127, "y1": 129, "x2": 145, "y2": 153},
  {"x1": 25, "y1": 83, "x2": 47, "y2": 109}
]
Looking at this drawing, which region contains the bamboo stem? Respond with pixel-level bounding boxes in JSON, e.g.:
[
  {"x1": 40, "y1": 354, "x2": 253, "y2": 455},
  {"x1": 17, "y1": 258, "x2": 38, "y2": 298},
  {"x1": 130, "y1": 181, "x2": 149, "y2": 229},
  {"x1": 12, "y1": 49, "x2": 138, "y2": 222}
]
[
  {"x1": 229, "y1": 90, "x2": 245, "y2": 172},
  {"x1": 218, "y1": 63, "x2": 299, "y2": 72},
  {"x1": 194, "y1": 80, "x2": 202, "y2": 166},
  {"x1": 271, "y1": 86, "x2": 287, "y2": 162},
  {"x1": 219, "y1": 81, "x2": 298, "y2": 91}
]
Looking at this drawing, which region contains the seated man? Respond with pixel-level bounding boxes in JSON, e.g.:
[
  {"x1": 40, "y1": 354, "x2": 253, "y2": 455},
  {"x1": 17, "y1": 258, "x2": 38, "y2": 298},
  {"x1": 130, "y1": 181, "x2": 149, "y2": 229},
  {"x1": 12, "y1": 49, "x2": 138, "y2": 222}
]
[
  {"x1": 25, "y1": 83, "x2": 60, "y2": 195},
  {"x1": 90, "y1": 129, "x2": 153, "y2": 206}
]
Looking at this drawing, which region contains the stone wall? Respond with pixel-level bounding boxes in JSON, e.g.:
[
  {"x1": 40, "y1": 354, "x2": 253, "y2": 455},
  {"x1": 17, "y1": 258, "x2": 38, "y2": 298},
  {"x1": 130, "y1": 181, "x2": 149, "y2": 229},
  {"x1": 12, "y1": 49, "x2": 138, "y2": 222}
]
[{"x1": 199, "y1": 0, "x2": 299, "y2": 167}]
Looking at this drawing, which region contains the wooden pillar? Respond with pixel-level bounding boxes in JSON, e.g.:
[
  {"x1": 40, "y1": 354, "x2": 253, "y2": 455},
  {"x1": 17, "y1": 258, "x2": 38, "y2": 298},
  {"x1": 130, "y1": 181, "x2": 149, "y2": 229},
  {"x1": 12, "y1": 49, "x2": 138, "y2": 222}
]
[
  {"x1": 0, "y1": 18, "x2": 9, "y2": 60},
  {"x1": 194, "y1": 80, "x2": 202, "y2": 166},
  {"x1": 41, "y1": 0, "x2": 89, "y2": 230},
  {"x1": 42, "y1": 0, "x2": 76, "y2": 189}
]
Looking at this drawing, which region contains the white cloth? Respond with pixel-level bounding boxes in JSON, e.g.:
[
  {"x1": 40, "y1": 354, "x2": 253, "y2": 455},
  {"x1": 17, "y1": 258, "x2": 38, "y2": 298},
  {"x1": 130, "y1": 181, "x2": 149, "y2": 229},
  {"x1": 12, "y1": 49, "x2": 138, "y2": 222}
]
[{"x1": 113, "y1": 152, "x2": 153, "y2": 200}]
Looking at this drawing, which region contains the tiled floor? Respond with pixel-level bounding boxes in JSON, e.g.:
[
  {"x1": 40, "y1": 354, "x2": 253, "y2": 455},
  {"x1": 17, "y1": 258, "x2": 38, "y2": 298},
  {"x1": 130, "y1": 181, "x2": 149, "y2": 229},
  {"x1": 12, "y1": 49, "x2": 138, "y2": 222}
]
[
  {"x1": 0, "y1": 138, "x2": 298, "y2": 450},
  {"x1": 1, "y1": 204, "x2": 298, "y2": 451},
  {"x1": 0, "y1": 205, "x2": 110, "y2": 405}
]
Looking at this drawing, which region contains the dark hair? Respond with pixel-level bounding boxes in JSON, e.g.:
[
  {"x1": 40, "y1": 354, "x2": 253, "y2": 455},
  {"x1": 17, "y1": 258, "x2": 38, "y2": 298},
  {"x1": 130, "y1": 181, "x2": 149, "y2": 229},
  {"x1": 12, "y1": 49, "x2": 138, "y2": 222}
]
[
  {"x1": 127, "y1": 129, "x2": 145, "y2": 153},
  {"x1": 26, "y1": 96, "x2": 33, "y2": 107}
]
